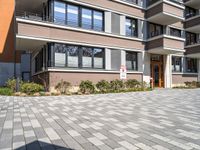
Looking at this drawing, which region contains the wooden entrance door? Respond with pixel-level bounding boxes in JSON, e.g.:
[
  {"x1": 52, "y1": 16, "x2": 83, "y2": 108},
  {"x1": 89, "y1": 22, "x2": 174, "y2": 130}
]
[{"x1": 151, "y1": 55, "x2": 164, "y2": 88}]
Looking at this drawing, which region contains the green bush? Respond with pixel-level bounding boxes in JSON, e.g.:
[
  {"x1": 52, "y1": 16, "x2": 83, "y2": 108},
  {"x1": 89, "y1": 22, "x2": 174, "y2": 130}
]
[
  {"x1": 125, "y1": 79, "x2": 140, "y2": 89},
  {"x1": 6, "y1": 78, "x2": 23, "y2": 92},
  {"x1": 79, "y1": 80, "x2": 95, "y2": 94},
  {"x1": 96, "y1": 80, "x2": 110, "y2": 93},
  {"x1": 55, "y1": 80, "x2": 71, "y2": 94},
  {"x1": 0, "y1": 87, "x2": 13, "y2": 96},
  {"x1": 110, "y1": 79, "x2": 124, "y2": 91},
  {"x1": 185, "y1": 81, "x2": 197, "y2": 88},
  {"x1": 20, "y1": 82, "x2": 44, "y2": 95}
]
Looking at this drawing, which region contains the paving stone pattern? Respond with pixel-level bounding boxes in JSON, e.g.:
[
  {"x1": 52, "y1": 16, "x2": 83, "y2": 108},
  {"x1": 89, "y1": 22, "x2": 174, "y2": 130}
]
[{"x1": 0, "y1": 89, "x2": 200, "y2": 150}]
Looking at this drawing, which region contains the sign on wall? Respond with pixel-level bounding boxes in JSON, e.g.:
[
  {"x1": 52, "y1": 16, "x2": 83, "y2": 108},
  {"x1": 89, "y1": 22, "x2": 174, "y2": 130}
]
[{"x1": 120, "y1": 65, "x2": 127, "y2": 80}]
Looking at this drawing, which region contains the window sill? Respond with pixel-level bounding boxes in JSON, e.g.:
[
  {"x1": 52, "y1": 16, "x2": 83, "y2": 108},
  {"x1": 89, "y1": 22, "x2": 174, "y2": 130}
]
[{"x1": 47, "y1": 68, "x2": 143, "y2": 74}]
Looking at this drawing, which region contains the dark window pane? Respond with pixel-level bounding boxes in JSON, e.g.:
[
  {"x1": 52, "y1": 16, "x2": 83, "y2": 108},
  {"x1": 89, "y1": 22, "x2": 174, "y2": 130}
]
[
  {"x1": 172, "y1": 56, "x2": 182, "y2": 72},
  {"x1": 126, "y1": 18, "x2": 137, "y2": 37},
  {"x1": 94, "y1": 48, "x2": 104, "y2": 69},
  {"x1": 126, "y1": 52, "x2": 137, "y2": 71},
  {"x1": 186, "y1": 58, "x2": 197, "y2": 73}
]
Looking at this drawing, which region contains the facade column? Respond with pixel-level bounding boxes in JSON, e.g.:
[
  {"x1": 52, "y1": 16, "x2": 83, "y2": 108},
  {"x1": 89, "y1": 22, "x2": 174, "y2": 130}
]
[
  {"x1": 164, "y1": 54, "x2": 172, "y2": 88},
  {"x1": 121, "y1": 50, "x2": 126, "y2": 66},
  {"x1": 198, "y1": 59, "x2": 200, "y2": 82},
  {"x1": 105, "y1": 48, "x2": 111, "y2": 70},
  {"x1": 138, "y1": 20, "x2": 144, "y2": 39},
  {"x1": 137, "y1": 52, "x2": 143, "y2": 72},
  {"x1": 120, "y1": 15, "x2": 126, "y2": 36},
  {"x1": 104, "y1": 11, "x2": 112, "y2": 33},
  {"x1": 143, "y1": 52, "x2": 151, "y2": 84}
]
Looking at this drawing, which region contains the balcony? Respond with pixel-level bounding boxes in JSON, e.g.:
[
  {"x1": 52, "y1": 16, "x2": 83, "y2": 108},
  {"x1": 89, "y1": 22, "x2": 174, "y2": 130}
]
[
  {"x1": 184, "y1": 0, "x2": 200, "y2": 9},
  {"x1": 146, "y1": 0, "x2": 184, "y2": 25},
  {"x1": 146, "y1": 31, "x2": 185, "y2": 54},
  {"x1": 185, "y1": 15, "x2": 200, "y2": 33},
  {"x1": 15, "y1": 11, "x2": 145, "y2": 52},
  {"x1": 185, "y1": 39, "x2": 200, "y2": 58}
]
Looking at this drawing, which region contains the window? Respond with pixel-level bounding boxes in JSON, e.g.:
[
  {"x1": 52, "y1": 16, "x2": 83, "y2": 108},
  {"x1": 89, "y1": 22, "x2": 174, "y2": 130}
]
[
  {"x1": 81, "y1": 47, "x2": 93, "y2": 68},
  {"x1": 123, "y1": 0, "x2": 138, "y2": 5},
  {"x1": 94, "y1": 48, "x2": 104, "y2": 69},
  {"x1": 148, "y1": 23, "x2": 163, "y2": 38},
  {"x1": 67, "y1": 5, "x2": 79, "y2": 27},
  {"x1": 67, "y1": 46, "x2": 79, "y2": 68},
  {"x1": 93, "y1": 11, "x2": 103, "y2": 31},
  {"x1": 35, "y1": 49, "x2": 44, "y2": 73},
  {"x1": 172, "y1": 57, "x2": 182, "y2": 72},
  {"x1": 186, "y1": 58, "x2": 198, "y2": 73},
  {"x1": 170, "y1": 28, "x2": 182, "y2": 38},
  {"x1": 81, "y1": 8, "x2": 92, "y2": 29},
  {"x1": 54, "y1": 1, "x2": 66, "y2": 24},
  {"x1": 186, "y1": 32, "x2": 197, "y2": 45},
  {"x1": 126, "y1": 52, "x2": 138, "y2": 71},
  {"x1": 52, "y1": 43, "x2": 104, "y2": 69},
  {"x1": 126, "y1": 18, "x2": 138, "y2": 37},
  {"x1": 185, "y1": 6, "x2": 197, "y2": 19},
  {"x1": 54, "y1": 43, "x2": 67, "y2": 67},
  {"x1": 53, "y1": 1, "x2": 104, "y2": 31}
]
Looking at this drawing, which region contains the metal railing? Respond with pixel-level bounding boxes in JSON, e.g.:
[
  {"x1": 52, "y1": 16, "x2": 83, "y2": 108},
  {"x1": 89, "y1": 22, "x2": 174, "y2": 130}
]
[
  {"x1": 186, "y1": 39, "x2": 200, "y2": 46},
  {"x1": 16, "y1": 11, "x2": 104, "y2": 32},
  {"x1": 147, "y1": 0, "x2": 183, "y2": 6}
]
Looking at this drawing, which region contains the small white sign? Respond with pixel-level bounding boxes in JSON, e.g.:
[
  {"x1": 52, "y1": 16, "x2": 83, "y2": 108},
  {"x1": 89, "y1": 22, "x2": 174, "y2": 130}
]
[{"x1": 120, "y1": 65, "x2": 127, "y2": 80}]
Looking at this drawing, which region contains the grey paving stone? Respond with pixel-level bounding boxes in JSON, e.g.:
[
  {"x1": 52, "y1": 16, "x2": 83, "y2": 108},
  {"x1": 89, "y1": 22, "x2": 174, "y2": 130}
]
[{"x1": 0, "y1": 89, "x2": 200, "y2": 150}]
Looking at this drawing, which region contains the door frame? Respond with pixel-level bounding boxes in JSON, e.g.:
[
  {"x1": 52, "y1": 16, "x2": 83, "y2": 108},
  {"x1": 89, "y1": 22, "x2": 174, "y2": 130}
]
[
  {"x1": 150, "y1": 55, "x2": 164, "y2": 88},
  {"x1": 151, "y1": 62, "x2": 163, "y2": 88}
]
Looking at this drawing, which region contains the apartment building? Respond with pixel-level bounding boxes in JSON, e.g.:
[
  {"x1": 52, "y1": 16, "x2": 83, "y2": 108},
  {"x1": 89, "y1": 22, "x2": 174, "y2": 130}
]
[{"x1": 0, "y1": 0, "x2": 200, "y2": 91}]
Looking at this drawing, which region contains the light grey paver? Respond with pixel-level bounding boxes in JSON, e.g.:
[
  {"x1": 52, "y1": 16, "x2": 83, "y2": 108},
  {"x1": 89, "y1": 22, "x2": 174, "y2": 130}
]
[{"x1": 0, "y1": 89, "x2": 200, "y2": 150}]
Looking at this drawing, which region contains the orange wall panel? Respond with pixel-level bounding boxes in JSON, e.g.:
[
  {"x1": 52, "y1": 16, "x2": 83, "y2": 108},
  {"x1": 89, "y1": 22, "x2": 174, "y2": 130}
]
[{"x1": 0, "y1": 0, "x2": 19, "y2": 62}]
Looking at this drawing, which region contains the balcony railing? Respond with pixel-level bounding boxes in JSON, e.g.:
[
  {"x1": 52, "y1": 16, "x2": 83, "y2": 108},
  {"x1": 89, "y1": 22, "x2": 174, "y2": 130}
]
[
  {"x1": 16, "y1": 11, "x2": 104, "y2": 32},
  {"x1": 186, "y1": 39, "x2": 200, "y2": 46},
  {"x1": 147, "y1": 0, "x2": 183, "y2": 6},
  {"x1": 148, "y1": 30, "x2": 184, "y2": 39}
]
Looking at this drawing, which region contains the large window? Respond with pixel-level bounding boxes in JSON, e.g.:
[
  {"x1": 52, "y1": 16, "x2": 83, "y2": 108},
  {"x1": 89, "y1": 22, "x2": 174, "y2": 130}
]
[
  {"x1": 148, "y1": 23, "x2": 163, "y2": 38},
  {"x1": 185, "y1": 6, "x2": 197, "y2": 19},
  {"x1": 93, "y1": 11, "x2": 103, "y2": 31},
  {"x1": 54, "y1": 1, "x2": 66, "y2": 24},
  {"x1": 54, "y1": 44, "x2": 67, "y2": 67},
  {"x1": 53, "y1": 1, "x2": 104, "y2": 31},
  {"x1": 81, "y1": 8, "x2": 92, "y2": 29},
  {"x1": 186, "y1": 32, "x2": 197, "y2": 45},
  {"x1": 67, "y1": 5, "x2": 79, "y2": 27},
  {"x1": 126, "y1": 51, "x2": 138, "y2": 71},
  {"x1": 172, "y1": 56, "x2": 182, "y2": 72},
  {"x1": 126, "y1": 18, "x2": 138, "y2": 37},
  {"x1": 53, "y1": 43, "x2": 104, "y2": 69},
  {"x1": 67, "y1": 46, "x2": 79, "y2": 68},
  {"x1": 170, "y1": 28, "x2": 182, "y2": 38},
  {"x1": 186, "y1": 58, "x2": 198, "y2": 73},
  {"x1": 94, "y1": 48, "x2": 104, "y2": 69}
]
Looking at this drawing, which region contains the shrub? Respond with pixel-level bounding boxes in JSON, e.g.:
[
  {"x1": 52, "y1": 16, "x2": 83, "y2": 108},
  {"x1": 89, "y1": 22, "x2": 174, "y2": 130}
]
[
  {"x1": 20, "y1": 82, "x2": 44, "y2": 95},
  {"x1": 0, "y1": 87, "x2": 13, "y2": 96},
  {"x1": 55, "y1": 80, "x2": 71, "y2": 94},
  {"x1": 6, "y1": 78, "x2": 23, "y2": 92},
  {"x1": 96, "y1": 80, "x2": 110, "y2": 93},
  {"x1": 125, "y1": 79, "x2": 140, "y2": 89},
  {"x1": 79, "y1": 80, "x2": 95, "y2": 94},
  {"x1": 185, "y1": 81, "x2": 197, "y2": 88},
  {"x1": 110, "y1": 79, "x2": 124, "y2": 91}
]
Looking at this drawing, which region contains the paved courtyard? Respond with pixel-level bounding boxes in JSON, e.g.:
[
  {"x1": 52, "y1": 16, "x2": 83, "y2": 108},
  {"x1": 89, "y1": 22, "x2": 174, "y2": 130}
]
[{"x1": 0, "y1": 89, "x2": 200, "y2": 150}]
